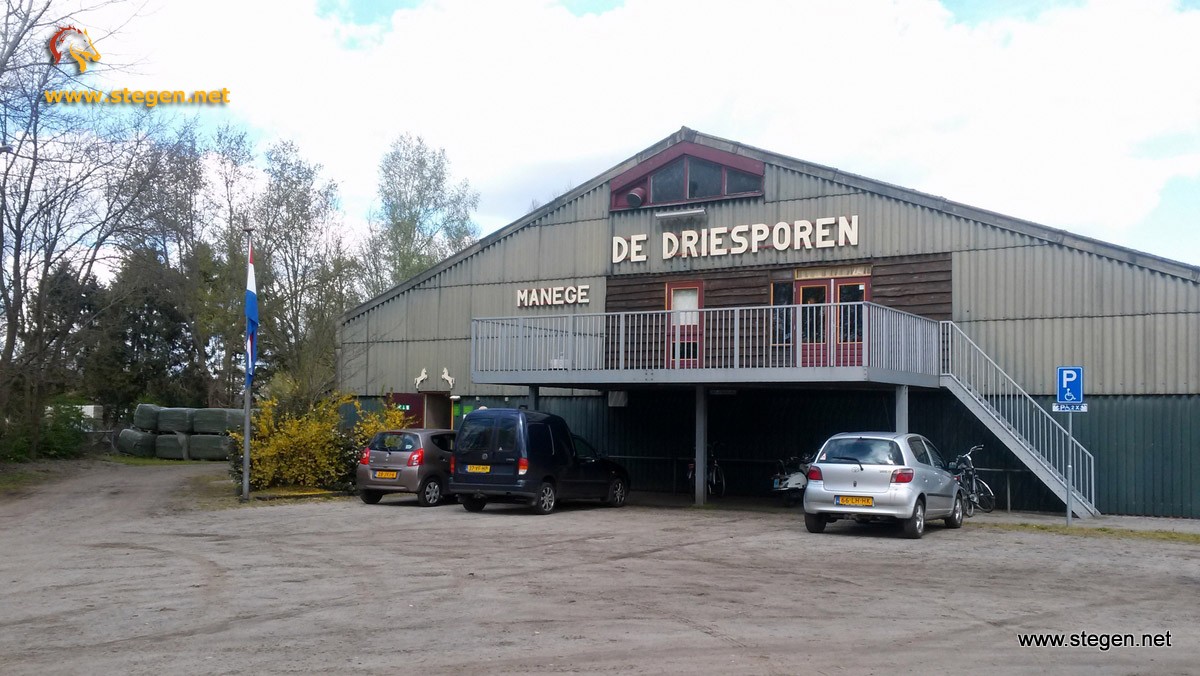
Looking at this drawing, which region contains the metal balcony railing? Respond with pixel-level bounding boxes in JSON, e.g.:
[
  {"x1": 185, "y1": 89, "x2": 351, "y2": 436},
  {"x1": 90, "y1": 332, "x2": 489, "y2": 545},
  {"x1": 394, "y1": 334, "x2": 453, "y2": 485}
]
[{"x1": 471, "y1": 302, "x2": 940, "y2": 384}]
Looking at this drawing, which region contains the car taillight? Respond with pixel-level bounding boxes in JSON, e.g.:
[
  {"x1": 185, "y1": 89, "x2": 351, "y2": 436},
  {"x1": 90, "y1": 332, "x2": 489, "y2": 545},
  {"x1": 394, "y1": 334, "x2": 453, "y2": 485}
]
[
  {"x1": 807, "y1": 466, "x2": 823, "y2": 481},
  {"x1": 518, "y1": 457, "x2": 528, "y2": 476},
  {"x1": 359, "y1": 447, "x2": 371, "y2": 465},
  {"x1": 891, "y1": 468, "x2": 915, "y2": 483},
  {"x1": 449, "y1": 456, "x2": 456, "y2": 474},
  {"x1": 407, "y1": 448, "x2": 424, "y2": 466}
]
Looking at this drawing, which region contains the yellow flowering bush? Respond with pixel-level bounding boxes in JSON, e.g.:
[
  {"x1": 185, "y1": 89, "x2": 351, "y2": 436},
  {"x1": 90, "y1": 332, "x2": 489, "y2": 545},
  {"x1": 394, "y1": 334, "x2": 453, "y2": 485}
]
[{"x1": 230, "y1": 393, "x2": 415, "y2": 491}]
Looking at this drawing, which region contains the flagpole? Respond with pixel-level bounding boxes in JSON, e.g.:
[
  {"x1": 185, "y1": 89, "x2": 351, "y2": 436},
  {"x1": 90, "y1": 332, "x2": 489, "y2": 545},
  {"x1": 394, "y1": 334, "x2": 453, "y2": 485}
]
[{"x1": 242, "y1": 226, "x2": 254, "y2": 502}]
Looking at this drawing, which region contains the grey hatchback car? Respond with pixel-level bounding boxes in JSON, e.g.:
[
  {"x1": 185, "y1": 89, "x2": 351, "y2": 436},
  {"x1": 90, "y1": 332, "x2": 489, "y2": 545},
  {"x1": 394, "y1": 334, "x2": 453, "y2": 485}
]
[
  {"x1": 356, "y1": 429, "x2": 457, "y2": 507},
  {"x1": 802, "y1": 432, "x2": 965, "y2": 538}
]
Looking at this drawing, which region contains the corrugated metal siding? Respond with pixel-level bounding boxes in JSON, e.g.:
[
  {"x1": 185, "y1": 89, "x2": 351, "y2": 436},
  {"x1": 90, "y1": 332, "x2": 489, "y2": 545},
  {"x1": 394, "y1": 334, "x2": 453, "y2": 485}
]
[
  {"x1": 1024, "y1": 395, "x2": 1199, "y2": 518},
  {"x1": 953, "y1": 247, "x2": 1200, "y2": 395},
  {"x1": 955, "y1": 248, "x2": 1200, "y2": 320},
  {"x1": 958, "y1": 311, "x2": 1200, "y2": 395},
  {"x1": 364, "y1": 388, "x2": 1198, "y2": 518},
  {"x1": 610, "y1": 174, "x2": 1041, "y2": 277}
]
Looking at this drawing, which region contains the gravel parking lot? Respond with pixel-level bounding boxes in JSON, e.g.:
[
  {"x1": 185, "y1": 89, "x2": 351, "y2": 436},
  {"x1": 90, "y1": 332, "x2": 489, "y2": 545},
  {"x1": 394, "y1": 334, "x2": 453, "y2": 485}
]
[{"x1": 1, "y1": 461, "x2": 1197, "y2": 675}]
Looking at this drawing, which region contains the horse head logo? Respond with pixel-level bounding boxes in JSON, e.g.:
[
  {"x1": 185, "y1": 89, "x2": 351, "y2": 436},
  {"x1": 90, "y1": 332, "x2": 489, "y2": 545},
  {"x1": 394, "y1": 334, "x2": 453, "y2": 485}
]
[{"x1": 48, "y1": 25, "x2": 101, "y2": 74}]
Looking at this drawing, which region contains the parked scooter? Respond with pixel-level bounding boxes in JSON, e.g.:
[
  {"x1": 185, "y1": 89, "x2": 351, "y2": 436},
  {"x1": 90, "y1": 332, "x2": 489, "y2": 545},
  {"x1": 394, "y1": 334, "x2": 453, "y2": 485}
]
[{"x1": 771, "y1": 453, "x2": 814, "y2": 507}]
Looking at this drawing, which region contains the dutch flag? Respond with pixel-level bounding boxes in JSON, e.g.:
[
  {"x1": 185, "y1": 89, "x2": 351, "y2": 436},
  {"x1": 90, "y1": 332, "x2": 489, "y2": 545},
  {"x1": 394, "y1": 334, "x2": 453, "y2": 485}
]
[{"x1": 245, "y1": 241, "x2": 258, "y2": 389}]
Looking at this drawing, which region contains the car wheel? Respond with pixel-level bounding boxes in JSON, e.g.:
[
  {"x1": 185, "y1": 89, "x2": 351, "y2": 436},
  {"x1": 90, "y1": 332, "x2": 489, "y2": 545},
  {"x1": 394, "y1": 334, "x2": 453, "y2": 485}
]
[
  {"x1": 605, "y1": 477, "x2": 628, "y2": 507},
  {"x1": 416, "y1": 476, "x2": 444, "y2": 507},
  {"x1": 804, "y1": 512, "x2": 827, "y2": 534},
  {"x1": 902, "y1": 499, "x2": 926, "y2": 539},
  {"x1": 359, "y1": 490, "x2": 383, "y2": 505},
  {"x1": 532, "y1": 482, "x2": 557, "y2": 515},
  {"x1": 944, "y1": 493, "x2": 964, "y2": 529},
  {"x1": 782, "y1": 489, "x2": 803, "y2": 508},
  {"x1": 461, "y1": 495, "x2": 487, "y2": 512}
]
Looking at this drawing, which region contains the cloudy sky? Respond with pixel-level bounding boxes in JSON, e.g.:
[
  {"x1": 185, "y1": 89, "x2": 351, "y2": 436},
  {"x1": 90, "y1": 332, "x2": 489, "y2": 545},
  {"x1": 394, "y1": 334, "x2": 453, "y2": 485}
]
[{"x1": 75, "y1": 0, "x2": 1200, "y2": 266}]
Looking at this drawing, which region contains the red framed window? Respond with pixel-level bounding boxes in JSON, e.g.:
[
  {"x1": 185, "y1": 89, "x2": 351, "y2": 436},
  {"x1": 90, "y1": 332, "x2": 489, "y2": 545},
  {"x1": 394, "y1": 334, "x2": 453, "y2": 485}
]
[{"x1": 610, "y1": 141, "x2": 765, "y2": 211}]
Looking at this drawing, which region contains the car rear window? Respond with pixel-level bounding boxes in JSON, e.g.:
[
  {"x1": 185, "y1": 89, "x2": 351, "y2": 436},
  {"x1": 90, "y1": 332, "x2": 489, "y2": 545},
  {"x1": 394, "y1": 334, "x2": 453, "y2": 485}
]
[
  {"x1": 429, "y1": 433, "x2": 455, "y2": 452},
  {"x1": 818, "y1": 438, "x2": 903, "y2": 466},
  {"x1": 370, "y1": 432, "x2": 419, "y2": 452},
  {"x1": 456, "y1": 419, "x2": 493, "y2": 453}
]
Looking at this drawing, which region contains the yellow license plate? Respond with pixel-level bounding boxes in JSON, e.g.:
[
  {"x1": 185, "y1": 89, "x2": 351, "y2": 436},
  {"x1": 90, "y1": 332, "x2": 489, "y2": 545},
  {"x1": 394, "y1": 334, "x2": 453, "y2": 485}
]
[
  {"x1": 374, "y1": 470, "x2": 397, "y2": 479},
  {"x1": 466, "y1": 464, "x2": 490, "y2": 473},
  {"x1": 836, "y1": 495, "x2": 873, "y2": 507}
]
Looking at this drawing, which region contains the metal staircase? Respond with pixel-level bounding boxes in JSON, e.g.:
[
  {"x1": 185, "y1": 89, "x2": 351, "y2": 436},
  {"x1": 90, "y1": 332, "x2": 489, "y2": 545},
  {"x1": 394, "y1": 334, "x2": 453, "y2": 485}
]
[{"x1": 940, "y1": 322, "x2": 1099, "y2": 518}]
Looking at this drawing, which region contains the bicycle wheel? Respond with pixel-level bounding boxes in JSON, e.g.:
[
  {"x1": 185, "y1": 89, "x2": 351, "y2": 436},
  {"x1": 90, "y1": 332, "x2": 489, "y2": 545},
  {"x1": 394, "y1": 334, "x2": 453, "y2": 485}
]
[
  {"x1": 976, "y1": 479, "x2": 996, "y2": 513},
  {"x1": 709, "y1": 465, "x2": 726, "y2": 498}
]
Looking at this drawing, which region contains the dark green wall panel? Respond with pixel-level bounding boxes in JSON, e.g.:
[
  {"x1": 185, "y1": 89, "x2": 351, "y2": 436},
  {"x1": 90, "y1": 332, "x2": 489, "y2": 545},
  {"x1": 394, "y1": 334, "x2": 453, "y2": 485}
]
[{"x1": 361, "y1": 391, "x2": 1199, "y2": 518}]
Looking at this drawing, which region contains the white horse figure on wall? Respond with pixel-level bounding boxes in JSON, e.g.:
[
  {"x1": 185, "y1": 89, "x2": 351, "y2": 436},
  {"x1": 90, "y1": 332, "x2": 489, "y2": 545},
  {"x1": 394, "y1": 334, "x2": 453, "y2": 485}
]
[
  {"x1": 414, "y1": 368, "x2": 428, "y2": 390},
  {"x1": 440, "y1": 368, "x2": 455, "y2": 390}
]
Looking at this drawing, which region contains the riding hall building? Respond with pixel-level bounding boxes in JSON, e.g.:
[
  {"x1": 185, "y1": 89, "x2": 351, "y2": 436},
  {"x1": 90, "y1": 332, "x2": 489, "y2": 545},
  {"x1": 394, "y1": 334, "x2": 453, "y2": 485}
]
[{"x1": 338, "y1": 128, "x2": 1200, "y2": 519}]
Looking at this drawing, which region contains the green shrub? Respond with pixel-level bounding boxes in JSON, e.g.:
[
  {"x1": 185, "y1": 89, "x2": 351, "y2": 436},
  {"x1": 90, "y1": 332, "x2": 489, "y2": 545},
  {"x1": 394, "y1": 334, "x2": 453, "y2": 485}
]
[
  {"x1": 230, "y1": 393, "x2": 414, "y2": 491},
  {"x1": 0, "y1": 404, "x2": 87, "y2": 461}
]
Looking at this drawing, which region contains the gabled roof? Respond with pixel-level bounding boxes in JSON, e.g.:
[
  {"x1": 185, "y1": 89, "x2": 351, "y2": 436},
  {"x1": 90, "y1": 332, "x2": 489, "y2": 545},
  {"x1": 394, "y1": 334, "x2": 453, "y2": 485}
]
[{"x1": 342, "y1": 127, "x2": 1200, "y2": 323}]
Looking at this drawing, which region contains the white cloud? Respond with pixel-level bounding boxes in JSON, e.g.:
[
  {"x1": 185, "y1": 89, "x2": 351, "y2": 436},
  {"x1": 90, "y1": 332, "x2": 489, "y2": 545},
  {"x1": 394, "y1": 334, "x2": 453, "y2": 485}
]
[{"x1": 65, "y1": 0, "x2": 1200, "y2": 264}]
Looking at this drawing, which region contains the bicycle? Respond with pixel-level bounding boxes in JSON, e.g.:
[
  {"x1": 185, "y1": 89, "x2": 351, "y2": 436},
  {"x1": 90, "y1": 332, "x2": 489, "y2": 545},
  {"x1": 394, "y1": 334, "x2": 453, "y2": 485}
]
[
  {"x1": 951, "y1": 444, "x2": 995, "y2": 516},
  {"x1": 687, "y1": 452, "x2": 726, "y2": 498}
]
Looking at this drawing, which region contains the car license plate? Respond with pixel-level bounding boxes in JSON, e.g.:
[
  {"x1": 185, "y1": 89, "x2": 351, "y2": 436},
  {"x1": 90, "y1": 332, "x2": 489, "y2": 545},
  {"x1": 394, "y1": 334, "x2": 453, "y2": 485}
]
[
  {"x1": 836, "y1": 495, "x2": 873, "y2": 507},
  {"x1": 374, "y1": 470, "x2": 398, "y2": 479},
  {"x1": 466, "y1": 464, "x2": 490, "y2": 473}
]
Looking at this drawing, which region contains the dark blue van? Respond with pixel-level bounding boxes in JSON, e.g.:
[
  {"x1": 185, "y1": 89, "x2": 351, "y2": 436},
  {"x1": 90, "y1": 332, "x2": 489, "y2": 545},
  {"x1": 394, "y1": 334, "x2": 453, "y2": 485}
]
[{"x1": 448, "y1": 408, "x2": 630, "y2": 514}]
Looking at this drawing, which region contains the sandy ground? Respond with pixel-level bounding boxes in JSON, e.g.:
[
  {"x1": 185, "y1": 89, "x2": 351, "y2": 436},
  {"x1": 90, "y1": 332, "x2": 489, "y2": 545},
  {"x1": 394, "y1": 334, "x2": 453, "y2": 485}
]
[{"x1": 1, "y1": 461, "x2": 1197, "y2": 675}]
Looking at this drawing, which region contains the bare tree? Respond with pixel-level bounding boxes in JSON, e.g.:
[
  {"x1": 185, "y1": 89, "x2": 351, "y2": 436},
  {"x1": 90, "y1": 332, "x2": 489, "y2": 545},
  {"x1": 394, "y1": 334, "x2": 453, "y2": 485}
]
[
  {"x1": 0, "y1": 44, "x2": 161, "y2": 454},
  {"x1": 358, "y1": 134, "x2": 479, "y2": 297},
  {"x1": 255, "y1": 140, "x2": 361, "y2": 408}
]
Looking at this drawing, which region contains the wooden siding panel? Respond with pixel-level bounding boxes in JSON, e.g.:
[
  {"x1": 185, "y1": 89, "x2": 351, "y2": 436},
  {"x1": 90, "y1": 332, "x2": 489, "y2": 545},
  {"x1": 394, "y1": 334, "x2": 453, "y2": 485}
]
[{"x1": 870, "y1": 254, "x2": 953, "y2": 321}]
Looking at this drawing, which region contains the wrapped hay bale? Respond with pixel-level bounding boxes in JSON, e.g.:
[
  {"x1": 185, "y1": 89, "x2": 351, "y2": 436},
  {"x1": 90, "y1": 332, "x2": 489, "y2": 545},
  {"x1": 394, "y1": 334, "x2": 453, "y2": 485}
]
[
  {"x1": 133, "y1": 404, "x2": 162, "y2": 431},
  {"x1": 117, "y1": 428, "x2": 157, "y2": 457},
  {"x1": 193, "y1": 408, "x2": 243, "y2": 434},
  {"x1": 155, "y1": 432, "x2": 190, "y2": 460},
  {"x1": 157, "y1": 408, "x2": 196, "y2": 433},
  {"x1": 224, "y1": 408, "x2": 244, "y2": 434},
  {"x1": 189, "y1": 434, "x2": 234, "y2": 461}
]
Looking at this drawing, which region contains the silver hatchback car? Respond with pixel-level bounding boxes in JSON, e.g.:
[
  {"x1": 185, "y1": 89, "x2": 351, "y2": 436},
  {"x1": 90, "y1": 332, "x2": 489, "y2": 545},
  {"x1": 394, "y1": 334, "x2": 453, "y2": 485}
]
[
  {"x1": 356, "y1": 429, "x2": 456, "y2": 507},
  {"x1": 802, "y1": 432, "x2": 965, "y2": 538}
]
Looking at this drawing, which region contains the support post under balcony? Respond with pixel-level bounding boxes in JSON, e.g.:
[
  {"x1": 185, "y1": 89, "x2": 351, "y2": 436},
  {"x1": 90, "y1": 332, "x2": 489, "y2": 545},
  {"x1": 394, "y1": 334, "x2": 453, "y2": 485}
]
[
  {"x1": 896, "y1": 385, "x2": 909, "y2": 433},
  {"x1": 694, "y1": 385, "x2": 707, "y2": 507}
]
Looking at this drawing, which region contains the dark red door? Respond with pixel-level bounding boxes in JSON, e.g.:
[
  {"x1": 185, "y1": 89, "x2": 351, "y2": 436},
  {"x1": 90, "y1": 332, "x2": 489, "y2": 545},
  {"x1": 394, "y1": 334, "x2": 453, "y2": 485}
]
[{"x1": 793, "y1": 276, "x2": 871, "y2": 367}]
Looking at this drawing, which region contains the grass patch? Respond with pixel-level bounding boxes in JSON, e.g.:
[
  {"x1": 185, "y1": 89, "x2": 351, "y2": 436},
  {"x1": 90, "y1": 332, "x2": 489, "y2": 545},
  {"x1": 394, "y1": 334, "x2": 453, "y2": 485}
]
[
  {"x1": 979, "y1": 521, "x2": 1200, "y2": 545},
  {"x1": 0, "y1": 466, "x2": 49, "y2": 493}
]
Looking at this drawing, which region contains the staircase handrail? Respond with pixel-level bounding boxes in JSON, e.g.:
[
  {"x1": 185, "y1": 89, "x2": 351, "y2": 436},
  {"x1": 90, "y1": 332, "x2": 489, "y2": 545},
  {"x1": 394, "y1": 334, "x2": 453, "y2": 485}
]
[{"x1": 940, "y1": 321, "x2": 1095, "y2": 509}]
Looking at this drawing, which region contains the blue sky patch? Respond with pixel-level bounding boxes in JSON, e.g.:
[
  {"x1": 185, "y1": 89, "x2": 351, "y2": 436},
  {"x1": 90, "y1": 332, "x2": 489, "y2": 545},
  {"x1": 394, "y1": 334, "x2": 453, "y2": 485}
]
[{"x1": 941, "y1": 0, "x2": 1087, "y2": 25}]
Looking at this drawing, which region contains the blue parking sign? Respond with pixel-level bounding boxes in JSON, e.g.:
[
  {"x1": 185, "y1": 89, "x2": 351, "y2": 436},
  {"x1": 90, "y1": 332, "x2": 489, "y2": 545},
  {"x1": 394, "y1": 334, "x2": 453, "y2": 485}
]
[{"x1": 1057, "y1": 366, "x2": 1084, "y2": 404}]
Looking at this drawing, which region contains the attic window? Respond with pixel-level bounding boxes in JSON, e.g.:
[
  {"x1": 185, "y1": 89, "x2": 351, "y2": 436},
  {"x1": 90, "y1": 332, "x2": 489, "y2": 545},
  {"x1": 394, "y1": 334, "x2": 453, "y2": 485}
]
[
  {"x1": 610, "y1": 141, "x2": 765, "y2": 211},
  {"x1": 644, "y1": 157, "x2": 762, "y2": 207}
]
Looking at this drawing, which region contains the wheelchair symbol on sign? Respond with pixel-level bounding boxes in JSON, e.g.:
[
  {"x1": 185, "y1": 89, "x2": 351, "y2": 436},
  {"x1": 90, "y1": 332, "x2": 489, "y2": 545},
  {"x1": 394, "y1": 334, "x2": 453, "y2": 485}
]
[{"x1": 1063, "y1": 389, "x2": 1077, "y2": 401}]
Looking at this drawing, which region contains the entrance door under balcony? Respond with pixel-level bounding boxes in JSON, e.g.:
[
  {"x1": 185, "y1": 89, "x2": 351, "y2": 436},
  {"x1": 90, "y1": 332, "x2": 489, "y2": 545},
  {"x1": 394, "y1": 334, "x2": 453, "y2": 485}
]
[
  {"x1": 775, "y1": 275, "x2": 871, "y2": 367},
  {"x1": 667, "y1": 281, "x2": 703, "y2": 368}
]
